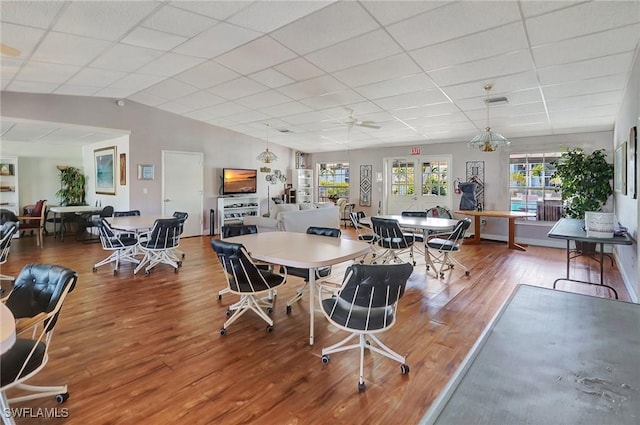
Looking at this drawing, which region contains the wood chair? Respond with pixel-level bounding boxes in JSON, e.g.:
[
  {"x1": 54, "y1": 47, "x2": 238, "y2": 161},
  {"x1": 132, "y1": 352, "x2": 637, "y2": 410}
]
[{"x1": 17, "y1": 200, "x2": 47, "y2": 247}]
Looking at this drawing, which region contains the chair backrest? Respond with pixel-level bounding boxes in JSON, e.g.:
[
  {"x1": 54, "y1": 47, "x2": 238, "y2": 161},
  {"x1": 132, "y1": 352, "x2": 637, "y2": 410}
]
[
  {"x1": 221, "y1": 224, "x2": 258, "y2": 238},
  {"x1": 350, "y1": 211, "x2": 365, "y2": 227},
  {"x1": 426, "y1": 206, "x2": 453, "y2": 219},
  {"x1": 401, "y1": 211, "x2": 427, "y2": 218},
  {"x1": 5, "y1": 264, "x2": 78, "y2": 332},
  {"x1": 306, "y1": 226, "x2": 341, "y2": 238},
  {"x1": 449, "y1": 218, "x2": 472, "y2": 241},
  {"x1": 328, "y1": 263, "x2": 413, "y2": 331},
  {"x1": 113, "y1": 210, "x2": 141, "y2": 217},
  {"x1": 210, "y1": 239, "x2": 281, "y2": 293},
  {"x1": 97, "y1": 218, "x2": 135, "y2": 249},
  {"x1": 99, "y1": 206, "x2": 114, "y2": 218},
  {"x1": 172, "y1": 211, "x2": 188, "y2": 236},
  {"x1": 31, "y1": 200, "x2": 46, "y2": 218},
  {"x1": 144, "y1": 218, "x2": 181, "y2": 249},
  {"x1": 0, "y1": 222, "x2": 18, "y2": 263},
  {"x1": 370, "y1": 217, "x2": 411, "y2": 248}
]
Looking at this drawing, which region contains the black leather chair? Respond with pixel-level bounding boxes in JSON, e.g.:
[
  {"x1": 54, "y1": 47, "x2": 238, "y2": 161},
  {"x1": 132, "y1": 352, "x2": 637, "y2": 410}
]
[
  {"x1": 211, "y1": 239, "x2": 286, "y2": 335},
  {"x1": 113, "y1": 210, "x2": 141, "y2": 217},
  {"x1": 1, "y1": 264, "x2": 77, "y2": 410},
  {"x1": 79, "y1": 205, "x2": 114, "y2": 242},
  {"x1": 426, "y1": 206, "x2": 453, "y2": 219},
  {"x1": 285, "y1": 226, "x2": 341, "y2": 314},
  {"x1": 92, "y1": 218, "x2": 139, "y2": 275},
  {"x1": 218, "y1": 224, "x2": 260, "y2": 302},
  {"x1": 319, "y1": 262, "x2": 414, "y2": 392},
  {"x1": 425, "y1": 218, "x2": 472, "y2": 278},
  {"x1": 134, "y1": 218, "x2": 181, "y2": 275},
  {"x1": 370, "y1": 217, "x2": 416, "y2": 265},
  {"x1": 400, "y1": 210, "x2": 427, "y2": 243},
  {"x1": 0, "y1": 222, "x2": 18, "y2": 283},
  {"x1": 350, "y1": 211, "x2": 378, "y2": 263},
  {"x1": 170, "y1": 211, "x2": 189, "y2": 262}
]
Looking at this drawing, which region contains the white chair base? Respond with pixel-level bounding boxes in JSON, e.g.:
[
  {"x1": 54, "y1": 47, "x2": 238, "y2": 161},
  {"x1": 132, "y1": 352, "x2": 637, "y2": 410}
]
[
  {"x1": 93, "y1": 246, "x2": 139, "y2": 274},
  {"x1": 134, "y1": 249, "x2": 179, "y2": 275},
  {"x1": 221, "y1": 292, "x2": 275, "y2": 334},
  {"x1": 425, "y1": 249, "x2": 469, "y2": 278}
]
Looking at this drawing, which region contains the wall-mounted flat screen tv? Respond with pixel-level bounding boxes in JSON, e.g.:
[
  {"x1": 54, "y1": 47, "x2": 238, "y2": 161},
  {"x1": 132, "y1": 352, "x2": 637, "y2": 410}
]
[{"x1": 222, "y1": 168, "x2": 257, "y2": 195}]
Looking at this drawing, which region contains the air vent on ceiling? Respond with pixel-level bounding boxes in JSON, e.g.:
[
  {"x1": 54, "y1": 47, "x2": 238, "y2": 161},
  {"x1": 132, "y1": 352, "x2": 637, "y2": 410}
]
[{"x1": 486, "y1": 96, "x2": 508, "y2": 105}]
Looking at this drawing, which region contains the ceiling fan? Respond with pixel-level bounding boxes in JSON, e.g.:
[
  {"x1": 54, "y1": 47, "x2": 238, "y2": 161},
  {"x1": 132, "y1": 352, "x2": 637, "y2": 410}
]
[
  {"x1": 337, "y1": 108, "x2": 381, "y2": 129},
  {"x1": 1, "y1": 43, "x2": 20, "y2": 57}
]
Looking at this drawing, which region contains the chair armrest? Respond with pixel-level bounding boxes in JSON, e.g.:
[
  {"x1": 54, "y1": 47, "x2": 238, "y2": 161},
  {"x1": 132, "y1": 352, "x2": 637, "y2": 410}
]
[
  {"x1": 15, "y1": 312, "x2": 48, "y2": 334},
  {"x1": 427, "y1": 231, "x2": 453, "y2": 241},
  {"x1": 16, "y1": 215, "x2": 41, "y2": 221}
]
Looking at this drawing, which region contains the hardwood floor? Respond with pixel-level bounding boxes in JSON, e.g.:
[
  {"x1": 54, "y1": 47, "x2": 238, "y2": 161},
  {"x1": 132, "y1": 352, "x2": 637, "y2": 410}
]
[{"x1": 1, "y1": 229, "x2": 630, "y2": 424}]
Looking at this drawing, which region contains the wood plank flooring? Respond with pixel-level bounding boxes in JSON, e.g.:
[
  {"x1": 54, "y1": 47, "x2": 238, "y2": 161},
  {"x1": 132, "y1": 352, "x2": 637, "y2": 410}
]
[{"x1": 1, "y1": 229, "x2": 630, "y2": 425}]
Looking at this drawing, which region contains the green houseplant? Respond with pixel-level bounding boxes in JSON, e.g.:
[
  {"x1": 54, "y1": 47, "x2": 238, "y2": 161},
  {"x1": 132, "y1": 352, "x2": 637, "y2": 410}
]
[{"x1": 56, "y1": 166, "x2": 87, "y2": 206}]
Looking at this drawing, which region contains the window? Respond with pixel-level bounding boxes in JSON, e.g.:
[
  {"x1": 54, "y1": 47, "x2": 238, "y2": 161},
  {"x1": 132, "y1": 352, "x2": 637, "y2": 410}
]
[
  {"x1": 509, "y1": 152, "x2": 562, "y2": 221},
  {"x1": 318, "y1": 162, "x2": 349, "y2": 202},
  {"x1": 422, "y1": 160, "x2": 448, "y2": 196},
  {"x1": 391, "y1": 160, "x2": 415, "y2": 195}
]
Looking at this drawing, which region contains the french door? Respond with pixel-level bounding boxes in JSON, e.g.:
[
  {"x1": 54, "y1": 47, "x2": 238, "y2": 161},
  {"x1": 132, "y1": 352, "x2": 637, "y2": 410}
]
[{"x1": 384, "y1": 155, "x2": 452, "y2": 215}]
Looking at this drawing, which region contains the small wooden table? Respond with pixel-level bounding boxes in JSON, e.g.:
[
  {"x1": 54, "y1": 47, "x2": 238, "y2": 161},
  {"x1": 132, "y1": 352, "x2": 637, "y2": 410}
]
[{"x1": 454, "y1": 210, "x2": 535, "y2": 251}]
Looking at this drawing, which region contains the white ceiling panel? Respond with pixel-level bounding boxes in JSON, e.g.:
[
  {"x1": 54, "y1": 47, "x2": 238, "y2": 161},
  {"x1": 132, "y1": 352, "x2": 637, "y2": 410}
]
[
  {"x1": 143, "y1": 78, "x2": 199, "y2": 101},
  {"x1": 109, "y1": 73, "x2": 165, "y2": 91},
  {"x1": 121, "y1": 27, "x2": 187, "y2": 51},
  {"x1": 374, "y1": 89, "x2": 451, "y2": 111},
  {"x1": 0, "y1": 23, "x2": 46, "y2": 60},
  {"x1": 210, "y1": 77, "x2": 269, "y2": 100},
  {"x1": 537, "y1": 52, "x2": 634, "y2": 86},
  {"x1": 355, "y1": 73, "x2": 436, "y2": 100},
  {"x1": 235, "y1": 90, "x2": 293, "y2": 109},
  {"x1": 66, "y1": 68, "x2": 127, "y2": 87},
  {"x1": 175, "y1": 91, "x2": 226, "y2": 110},
  {"x1": 142, "y1": 5, "x2": 218, "y2": 37},
  {"x1": 273, "y1": 57, "x2": 325, "y2": 82},
  {"x1": 53, "y1": 84, "x2": 101, "y2": 96},
  {"x1": 249, "y1": 68, "x2": 295, "y2": 89},
  {"x1": 215, "y1": 36, "x2": 298, "y2": 75},
  {"x1": 0, "y1": 1, "x2": 64, "y2": 29},
  {"x1": 6, "y1": 81, "x2": 58, "y2": 94},
  {"x1": 361, "y1": 1, "x2": 447, "y2": 26},
  {"x1": 31, "y1": 32, "x2": 111, "y2": 67},
  {"x1": 173, "y1": 22, "x2": 262, "y2": 59},
  {"x1": 15, "y1": 61, "x2": 80, "y2": 84},
  {"x1": 227, "y1": 1, "x2": 332, "y2": 34},
  {"x1": 542, "y1": 74, "x2": 629, "y2": 99},
  {"x1": 173, "y1": 60, "x2": 240, "y2": 90},
  {"x1": 136, "y1": 53, "x2": 206, "y2": 78},
  {"x1": 88, "y1": 44, "x2": 164, "y2": 73}
]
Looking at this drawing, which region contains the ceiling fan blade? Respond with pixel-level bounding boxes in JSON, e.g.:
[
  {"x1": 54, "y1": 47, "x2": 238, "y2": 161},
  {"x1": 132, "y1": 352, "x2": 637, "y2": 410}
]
[
  {"x1": 0, "y1": 43, "x2": 20, "y2": 57},
  {"x1": 356, "y1": 121, "x2": 381, "y2": 129}
]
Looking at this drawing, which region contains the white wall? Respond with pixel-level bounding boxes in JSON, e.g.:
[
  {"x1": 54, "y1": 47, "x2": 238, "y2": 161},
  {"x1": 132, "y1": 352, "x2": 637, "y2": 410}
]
[{"x1": 82, "y1": 135, "x2": 130, "y2": 212}]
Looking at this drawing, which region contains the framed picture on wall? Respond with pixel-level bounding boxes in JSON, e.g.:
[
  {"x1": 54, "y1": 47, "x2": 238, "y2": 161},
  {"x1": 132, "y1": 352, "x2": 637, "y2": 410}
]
[
  {"x1": 119, "y1": 153, "x2": 126, "y2": 185},
  {"x1": 614, "y1": 142, "x2": 626, "y2": 195},
  {"x1": 137, "y1": 164, "x2": 154, "y2": 180},
  {"x1": 95, "y1": 146, "x2": 116, "y2": 195},
  {"x1": 629, "y1": 126, "x2": 637, "y2": 199}
]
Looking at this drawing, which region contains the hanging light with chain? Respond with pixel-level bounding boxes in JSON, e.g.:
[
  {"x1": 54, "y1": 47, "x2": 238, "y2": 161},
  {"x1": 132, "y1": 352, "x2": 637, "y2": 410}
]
[
  {"x1": 468, "y1": 84, "x2": 510, "y2": 152},
  {"x1": 257, "y1": 123, "x2": 278, "y2": 163}
]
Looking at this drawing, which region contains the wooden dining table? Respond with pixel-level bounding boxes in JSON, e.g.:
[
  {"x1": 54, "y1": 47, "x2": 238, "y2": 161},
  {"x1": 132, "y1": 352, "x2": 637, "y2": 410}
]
[
  {"x1": 454, "y1": 210, "x2": 535, "y2": 251},
  {"x1": 225, "y1": 232, "x2": 371, "y2": 345}
]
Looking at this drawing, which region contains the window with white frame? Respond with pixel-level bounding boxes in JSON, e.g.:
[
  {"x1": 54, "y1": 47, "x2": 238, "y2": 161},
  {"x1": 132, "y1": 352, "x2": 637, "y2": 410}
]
[
  {"x1": 509, "y1": 152, "x2": 563, "y2": 221},
  {"x1": 318, "y1": 162, "x2": 349, "y2": 202}
]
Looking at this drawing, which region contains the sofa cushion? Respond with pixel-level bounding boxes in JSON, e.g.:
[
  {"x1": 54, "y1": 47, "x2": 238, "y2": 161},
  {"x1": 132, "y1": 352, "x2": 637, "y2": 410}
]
[
  {"x1": 281, "y1": 206, "x2": 339, "y2": 233},
  {"x1": 269, "y1": 203, "x2": 298, "y2": 219},
  {"x1": 299, "y1": 203, "x2": 316, "y2": 211}
]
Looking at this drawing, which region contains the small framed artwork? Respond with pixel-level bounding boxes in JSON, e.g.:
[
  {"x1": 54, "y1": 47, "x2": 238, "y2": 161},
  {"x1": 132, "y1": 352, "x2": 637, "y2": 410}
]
[
  {"x1": 137, "y1": 164, "x2": 155, "y2": 180},
  {"x1": 614, "y1": 142, "x2": 626, "y2": 195},
  {"x1": 95, "y1": 146, "x2": 116, "y2": 195},
  {"x1": 119, "y1": 153, "x2": 126, "y2": 186},
  {"x1": 360, "y1": 164, "x2": 372, "y2": 207},
  {"x1": 629, "y1": 126, "x2": 637, "y2": 199}
]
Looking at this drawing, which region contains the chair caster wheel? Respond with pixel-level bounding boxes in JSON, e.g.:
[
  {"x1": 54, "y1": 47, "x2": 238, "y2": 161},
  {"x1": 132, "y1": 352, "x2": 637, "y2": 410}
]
[
  {"x1": 266, "y1": 325, "x2": 273, "y2": 333},
  {"x1": 412, "y1": 261, "x2": 416, "y2": 266},
  {"x1": 267, "y1": 307, "x2": 273, "y2": 314},
  {"x1": 219, "y1": 328, "x2": 227, "y2": 336},
  {"x1": 217, "y1": 294, "x2": 222, "y2": 301},
  {"x1": 55, "y1": 392, "x2": 69, "y2": 404},
  {"x1": 321, "y1": 355, "x2": 330, "y2": 364},
  {"x1": 145, "y1": 270, "x2": 151, "y2": 275},
  {"x1": 358, "y1": 382, "x2": 366, "y2": 392},
  {"x1": 92, "y1": 267, "x2": 97, "y2": 273},
  {"x1": 174, "y1": 267, "x2": 178, "y2": 273},
  {"x1": 465, "y1": 271, "x2": 470, "y2": 276},
  {"x1": 400, "y1": 364, "x2": 410, "y2": 374},
  {"x1": 226, "y1": 309, "x2": 233, "y2": 316},
  {"x1": 177, "y1": 261, "x2": 182, "y2": 267},
  {"x1": 182, "y1": 253, "x2": 186, "y2": 259},
  {"x1": 113, "y1": 269, "x2": 118, "y2": 276},
  {"x1": 426, "y1": 265, "x2": 430, "y2": 271},
  {"x1": 439, "y1": 273, "x2": 445, "y2": 279},
  {"x1": 286, "y1": 305, "x2": 292, "y2": 314}
]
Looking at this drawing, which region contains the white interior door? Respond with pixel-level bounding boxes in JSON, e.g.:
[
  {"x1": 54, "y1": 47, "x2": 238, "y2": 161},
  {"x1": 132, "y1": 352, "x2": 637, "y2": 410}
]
[{"x1": 161, "y1": 151, "x2": 203, "y2": 237}]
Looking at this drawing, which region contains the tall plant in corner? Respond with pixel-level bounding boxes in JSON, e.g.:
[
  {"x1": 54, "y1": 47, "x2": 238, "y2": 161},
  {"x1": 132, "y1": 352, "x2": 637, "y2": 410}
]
[
  {"x1": 551, "y1": 147, "x2": 613, "y2": 219},
  {"x1": 56, "y1": 166, "x2": 86, "y2": 206}
]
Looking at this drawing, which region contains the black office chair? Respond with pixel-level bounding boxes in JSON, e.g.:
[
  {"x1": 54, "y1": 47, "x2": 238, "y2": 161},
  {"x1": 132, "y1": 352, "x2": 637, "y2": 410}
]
[
  {"x1": 218, "y1": 224, "x2": 261, "y2": 302},
  {"x1": 79, "y1": 205, "x2": 114, "y2": 242},
  {"x1": 211, "y1": 239, "x2": 287, "y2": 334},
  {"x1": 170, "y1": 211, "x2": 189, "y2": 262},
  {"x1": 400, "y1": 210, "x2": 427, "y2": 243},
  {"x1": 319, "y1": 262, "x2": 414, "y2": 392},
  {"x1": 1, "y1": 264, "x2": 77, "y2": 411},
  {"x1": 350, "y1": 211, "x2": 378, "y2": 263},
  {"x1": 134, "y1": 218, "x2": 181, "y2": 275},
  {"x1": 113, "y1": 210, "x2": 141, "y2": 217},
  {"x1": 425, "y1": 218, "x2": 472, "y2": 278},
  {"x1": 426, "y1": 206, "x2": 453, "y2": 219},
  {"x1": 92, "y1": 218, "x2": 139, "y2": 275},
  {"x1": 285, "y1": 226, "x2": 341, "y2": 314},
  {"x1": 370, "y1": 217, "x2": 416, "y2": 265},
  {"x1": 0, "y1": 222, "x2": 18, "y2": 283}
]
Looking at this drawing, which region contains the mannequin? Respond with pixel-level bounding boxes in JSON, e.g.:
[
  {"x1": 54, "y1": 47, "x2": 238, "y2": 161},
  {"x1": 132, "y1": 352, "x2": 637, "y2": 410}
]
[{"x1": 458, "y1": 182, "x2": 478, "y2": 210}]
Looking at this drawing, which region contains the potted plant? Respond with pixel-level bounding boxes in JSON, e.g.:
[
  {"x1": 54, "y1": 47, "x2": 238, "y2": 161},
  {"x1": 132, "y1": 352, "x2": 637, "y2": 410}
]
[
  {"x1": 551, "y1": 147, "x2": 613, "y2": 252},
  {"x1": 56, "y1": 166, "x2": 87, "y2": 206}
]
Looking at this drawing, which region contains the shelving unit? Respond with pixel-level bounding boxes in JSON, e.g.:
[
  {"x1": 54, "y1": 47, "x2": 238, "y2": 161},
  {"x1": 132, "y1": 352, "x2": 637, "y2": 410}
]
[
  {"x1": 217, "y1": 195, "x2": 260, "y2": 233},
  {"x1": 297, "y1": 169, "x2": 313, "y2": 204},
  {"x1": 0, "y1": 157, "x2": 19, "y2": 214}
]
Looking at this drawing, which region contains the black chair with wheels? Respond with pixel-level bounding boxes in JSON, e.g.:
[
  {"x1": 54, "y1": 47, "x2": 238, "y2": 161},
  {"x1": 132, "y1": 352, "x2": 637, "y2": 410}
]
[
  {"x1": 400, "y1": 210, "x2": 427, "y2": 244},
  {"x1": 319, "y1": 262, "x2": 414, "y2": 392},
  {"x1": 0, "y1": 222, "x2": 18, "y2": 283},
  {"x1": 170, "y1": 211, "x2": 188, "y2": 263},
  {"x1": 285, "y1": 226, "x2": 341, "y2": 314},
  {"x1": 370, "y1": 217, "x2": 416, "y2": 265},
  {"x1": 1, "y1": 264, "x2": 77, "y2": 415},
  {"x1": 134, "y1": 218, "x2": 181, "y2": 275},
  {"x1": 425, "y1": 218, "x2": 472, "y2": 278},
  {"x1": 218, "y1": 224, "x2": 265, "y2": 303},
  {"x1": 211, "y1": 239, "x2": 286, "y2": 335},
  {"x1": 92, "y1": 218, "x2": 139, "y2": 275},
  {"x1": 426, "y1": 205, "x2": 453, "y2": 219},
  {"x1": 350, "y1": 211, "x2": 378, "y2": 263},
  {"x1": 79, "y1": 205, "x2": 113, "y2": 242},
  {"x1": 113, "y1": 210, "x2": 141, "y2": 217}
]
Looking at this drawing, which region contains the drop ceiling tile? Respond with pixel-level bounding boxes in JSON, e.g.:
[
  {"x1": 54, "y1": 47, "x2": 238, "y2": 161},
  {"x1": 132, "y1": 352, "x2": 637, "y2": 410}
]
[
  {"x1": 182, "y1": 110, "x2": 216, "y2": 122},
  {"x1": 260, "y1": 101, "x2": 313, "y2": 118},
  {"x1": 333, "y1": 53, "x2": 422, "y2": 87},
  {"x1": 0, "y1": 1, "x2": 63, "y2": 28},
  {"x1": 542, "y1": 74, "x2": 628, "y2": 99},
  {"x1": 356, "y1": 73, "x2": 435, "y2": 100},
  {"x1": 89, "y1": 44, "x2": 164, "y2": 73},
  {"x1": 361, "y1": 1, "x2": 447, "y2": 26},
  {"x1": 391, "y1": 103, "x2": 460, "y2": 120},
  {"x1": 66, "y1": 68, "x2": 127, "y2": 87},
  {"x1": 169, "y1": 1, "x2": 249, "y2": 21},
  {"x1": 143, "y1": 78, "x2": 199, "y2": 100},
  {"x1": 374, "y1": 88, "x2": 451, "y2": 111},
  {"x1": 172, "y1": 60, "x2": 240, "y2": 90},
  {"x1": 270, "y1": 1, "x2": 379, "y2": 55},
  {"x1": 248, "y1": 68, "x2": 295, "y2": 88},
  {"x1": 53, "y1": 1, "x2": 158, "y2": 41},
  {"x1": 235, "y1": 90, "x2": 293, "y2": 109},
  {"x1": 321, "y1": 101, "x2": 382, "y2": 119},
  {"x1": 387, "y1": 1, "x2": 521, "y2": 51},
  {"x1": 93, "y1": 86, "x2": 142, "y2": 99},
  {"x1": 127, "y1": 91, "x2": 166, "y2": 107},
  {"x1": 156, "y1": 101, "x2": 194, "y2": 115},
  {"x1": 174, "y1": 91, "x2": 226, "y2": 109},
  {"x1": 0, "y1": 58, "x2": 23, "y2": 83},
  {"x1": 299, "y1": 89, "x2": 366, "y2": 110},
  {"x1": 0, "y1": 23, "x2": 46, "y2": 60},
  {"x1": 200, "y1": 102, "x2": 251, "y2": 119},
  {"x1": 274, "y1": 57, "x2": 325, "y2": 82},
  {"x1": 277, "y1": 75, "x2": 346, "y2": 100},
  {"x1": 526, "y1": 1, "x2": 640, "y2": 46},
  {"x1": 280, "y1": 110, "x2": 334, "y2": 126},
  {"x1": 551, "y1": 104, "x2": 619, "y2": 119},
  {"x1": 537, "y1": 52, "x2": 634, "y2": 85},
  {"x1": 428, "y1": 49, "x2": 534, "y2": 87},
  {"x1": 410, "y1": 22, "x2": 528, "y2": 72},
  {"x1": 173, "y1": 22, "x2": 262, "y2": 59},
  {"x1": 466, "y1": 102, "x2": 547, "y2": 120},
  {"x1": 142, "y1": 5, "x2": 218, "y2": 37},
  {"x1": 227, "y1": 1, "x2": 332, "y2": 33},
  {"x1": 16, "y1": 61, "x2": 80, "y2": 83},
  {"x1": 225, "y1": 110, "x2": 273, "y2": 124},
  {"x1": 211, "y1": 77, "x2": 269, "y2": 100},
  {"x1": 53, "y1": 85, "x2": 101, "y2": 96},
  {"x1": 519, "y1": 1, "x2": 582, "y2": 18},
  {"x1": 136, "y1": 52, "x2": 206, "y2": 78},
  {"x1": 215, "y1": 36, "x2": 298, "y2": 75},
  {"x1": 532, "y1": 25, "x2": 640, "y2": 68},
  {"x1": 121, "y1": 27, "x2": 188, "y2": 51},
  {"x1": 31, "y1": 32, "x2": 111, "y2": 67},
  {"x1": 455, "y1": 87, "x2": 543, "y2": 110},
  {"x1": 6, "y1": 80, "x2": 59, "y2": 93},
  {"x1": 546, "y1": 91, "x2": 623, "y2": 111},
  {"x1": 109, "y1": 73, "x2": 165, "y2": 91}
]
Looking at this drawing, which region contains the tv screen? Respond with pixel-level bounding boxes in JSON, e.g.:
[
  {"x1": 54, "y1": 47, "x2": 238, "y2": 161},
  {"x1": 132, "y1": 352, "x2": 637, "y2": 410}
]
[{"x1": 223, "y1": 168, "x2": 257, "y2": 195}]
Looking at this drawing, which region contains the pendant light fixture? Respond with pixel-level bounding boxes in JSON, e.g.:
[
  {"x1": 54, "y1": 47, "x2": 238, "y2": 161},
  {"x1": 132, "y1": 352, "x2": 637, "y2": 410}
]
[
  {"x1": 257, "y1": 123, "x2": 278, "y2": 163},
  {"x1": 468, "y1": 84, "x2": 510, "y2": 152}
]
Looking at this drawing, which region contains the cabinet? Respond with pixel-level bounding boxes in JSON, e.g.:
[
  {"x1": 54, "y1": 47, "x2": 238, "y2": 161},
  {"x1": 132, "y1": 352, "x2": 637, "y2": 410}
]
[
  {"x1": 0, "y1": 157, "x2": 19, "y2": 214},
  {"x1": 217, "y1": 195, "x2": 260, "y2": 232},
  {"x1": 297, "y1": 169, "x2": 313, "y2": 204}
]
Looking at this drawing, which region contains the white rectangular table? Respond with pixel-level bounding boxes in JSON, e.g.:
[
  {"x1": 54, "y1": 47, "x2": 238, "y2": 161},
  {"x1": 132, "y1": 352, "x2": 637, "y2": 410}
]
[
  {"x1": 225, "y1": 232, "x2": 371, "y2": 345},
  {"x1": 48, "y1": 205, "x2": 102, "y2": 241}
]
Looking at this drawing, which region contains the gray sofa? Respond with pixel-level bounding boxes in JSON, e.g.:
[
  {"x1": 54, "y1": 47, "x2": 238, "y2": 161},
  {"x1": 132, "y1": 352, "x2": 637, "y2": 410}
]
[{"x1": 243, "y1": 203, "x2": 339, "y2": 233}]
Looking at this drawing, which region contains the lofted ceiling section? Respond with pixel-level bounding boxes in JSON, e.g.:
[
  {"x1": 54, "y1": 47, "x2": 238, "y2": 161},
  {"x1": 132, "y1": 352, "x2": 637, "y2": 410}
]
[{"x1": 1, "y1": 1, "x2": 639, "y2": 152}]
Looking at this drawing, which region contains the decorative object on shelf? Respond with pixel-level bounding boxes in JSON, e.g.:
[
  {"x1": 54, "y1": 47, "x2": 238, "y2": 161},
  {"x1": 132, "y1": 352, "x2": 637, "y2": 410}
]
[
  {"x1": 614, "y1": 142, "x2": 627, "y2": 195},
  {"x1": 468, "y1": 84, "x2": 510, "y2": 152},
  {"x1": 466, "y1": 161, "x2": 485, "y2": 207},
  {"x1": 119, "y1": 153, "x2": 126, "y2": 185},
  {"x1": 56, "y1": 166, "x2": 86, "y2": 206},
  {"x1": 628, "y1": 126, "x2": 637, "y2": 199},
  {"x1": 95, "y1": 146, "x2": 116, "y2": 195},
  {"x1": 359, "y1": 165, "x2": 372, "y2": 207},
  {"x1": 265, "y1": 170, "x2": 286, "y2": 215},
  {"x1": 137, "y1": 164, "x2": 154, "y2": 180},
  {"x1": 0, "y1": 163, "x2": 14, "y2": 176},
  {"x1": 295, "y1": 151, "x2": 307, "y2": 169},
  {"x1": 257, "y1": 123, "x2": 278, "y2": 164}
]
